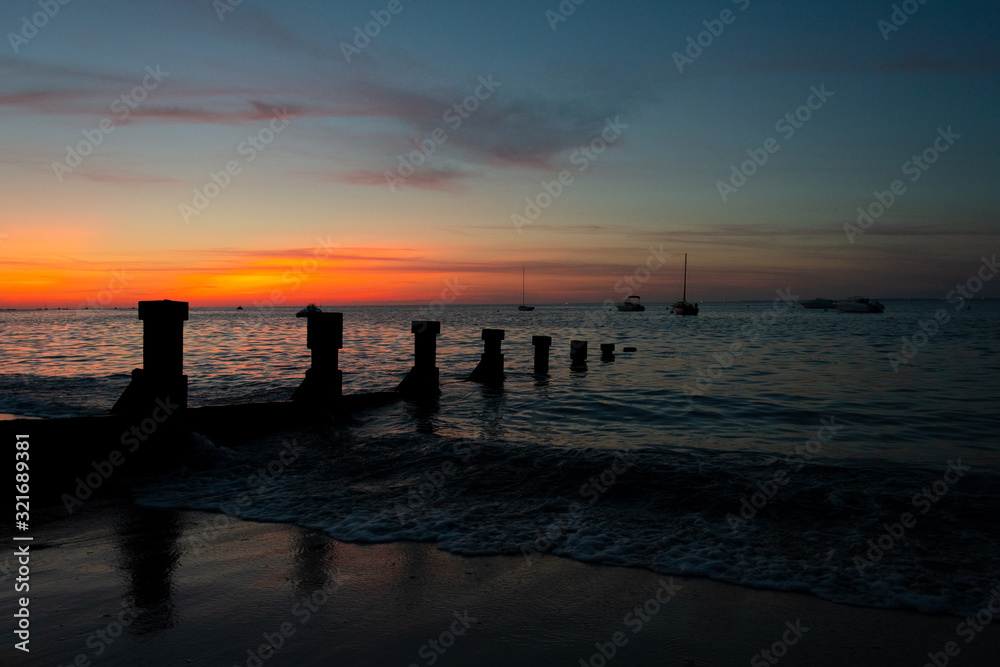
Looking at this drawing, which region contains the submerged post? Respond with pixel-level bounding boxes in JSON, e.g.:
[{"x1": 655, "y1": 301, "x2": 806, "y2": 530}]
[
  {"x1": 292, "y1": 311, "x2": 343, "y2": 405},
  {"x1": 532, "y1": 335, "x2": 552, "y2": 375},
  {"x1": 600, "y1": 343, "x2": 616, "y2": 362},
  {"x1": 396, "y1": 321, "x2": 441, "y2": 397},
  {"x1": 570, "y1": 339, "x2": 588, "y2": 370},
  {"x1": 468, "y1": 328, "x2": 505, "y2": 385},
  {"x1": 112, "y1": 299, "x2": 189, "y2": 415}
]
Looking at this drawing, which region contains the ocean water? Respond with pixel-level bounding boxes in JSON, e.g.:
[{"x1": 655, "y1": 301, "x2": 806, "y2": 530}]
[{"x1": 2, "y1": 301, "x2": 999, "y2": 615}]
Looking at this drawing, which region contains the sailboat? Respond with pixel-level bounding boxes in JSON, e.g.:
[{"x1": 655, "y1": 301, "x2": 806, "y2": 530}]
[
  {"x1": 672, "y1": 253, "x2": 699, "y2": 316},
  {"x1": 518, "y1": 266, "x2": 535, "y2": 311}
]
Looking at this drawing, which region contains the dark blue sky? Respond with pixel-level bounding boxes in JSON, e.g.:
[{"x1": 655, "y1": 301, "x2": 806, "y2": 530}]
[{"x1": 1, "y1": 0, "x2": 998, "y2": 303}]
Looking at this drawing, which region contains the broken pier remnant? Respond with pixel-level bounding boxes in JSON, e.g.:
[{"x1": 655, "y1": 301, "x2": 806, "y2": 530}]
[
  {"x1": 468, "y1": 328, "x2": 505, "y2": 385},
  {"x1": 397, "y1": 320, "x2": 441, "y2": 397}
]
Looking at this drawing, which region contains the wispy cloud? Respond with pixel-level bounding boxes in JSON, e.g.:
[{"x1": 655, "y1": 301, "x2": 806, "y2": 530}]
[{"x1": 328, "y1": 168, "x2": 471, "y2": 191}]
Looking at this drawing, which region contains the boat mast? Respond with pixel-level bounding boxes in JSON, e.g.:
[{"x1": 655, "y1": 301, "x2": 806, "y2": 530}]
[
  {"x1": 522, "y1": 266, "x2": 525, "y2": 306},
  {"x1": 682, "y1": 253, "x2": 688, "y2": 302}
]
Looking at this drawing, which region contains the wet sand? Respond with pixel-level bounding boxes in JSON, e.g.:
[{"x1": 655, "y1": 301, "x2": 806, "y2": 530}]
[{"x1": 2, "y1": 500, "x2": 998, "y2": 667}]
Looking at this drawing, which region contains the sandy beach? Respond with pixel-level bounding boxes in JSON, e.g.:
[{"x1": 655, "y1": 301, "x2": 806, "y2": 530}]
[{"x1": 1, "y1": 499, "x2": 996, "y2": 667}]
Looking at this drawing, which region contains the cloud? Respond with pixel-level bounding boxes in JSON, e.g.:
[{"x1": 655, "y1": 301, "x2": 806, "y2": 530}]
[
  {"x1": 373, "y1": 81, "x2": 648, "y2": 169},
  {"x1": 0, "y1": 55, "x2": 135, "y2": 86},
  {"x1": 328, "y1": 167, "x2": 471, "y2": 191}
]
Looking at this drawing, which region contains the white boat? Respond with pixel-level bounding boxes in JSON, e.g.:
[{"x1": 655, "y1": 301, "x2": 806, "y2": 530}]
[
  {"x1": 617, "y1": 295, "x2": 645, "y2": 312},
  {"x1": 835, "y1": 296, "x2": 884, "y2": 313},
  {"x1": 518, "y1": 267, "x2": 534, "y2": 311}
]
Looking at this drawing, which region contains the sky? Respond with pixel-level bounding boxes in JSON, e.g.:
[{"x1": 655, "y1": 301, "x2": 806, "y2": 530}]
[{"x1": 1, "y1": 0, "x2": 998, "y2": 307}]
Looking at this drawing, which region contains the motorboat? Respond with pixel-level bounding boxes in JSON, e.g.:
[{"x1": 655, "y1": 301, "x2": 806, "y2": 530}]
[
  {"x1": 835, "y1": 296, "x2": 884, "y2": 313},
  {"x1": 617, "y1": 296, "x2": 645, "y2": 312}
]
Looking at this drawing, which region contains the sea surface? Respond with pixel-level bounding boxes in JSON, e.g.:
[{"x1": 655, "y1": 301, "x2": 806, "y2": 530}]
[{"x1": 2, "y1": 301, "x2": 999, "y2": 615}]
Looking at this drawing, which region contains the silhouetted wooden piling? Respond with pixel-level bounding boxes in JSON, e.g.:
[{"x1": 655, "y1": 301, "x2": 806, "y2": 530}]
[
  {"x1": 292, "y1": 311, "x2": 343, "y2": 405},
  {"x1": 396, "y1": 321, "x2": 441, "y2": 397},
  {"x1": 532, "y1": 335, "x2": 552, "y2": 374},
  {"x1": 112, "y1": 299, "x2": 189, "y2": 415},
  {"x1": 570, "y1": 340, "x2": 588, "y2": 369},
  {"x1": 468, "y1": 328, "x2": 505, "y2": 384},
  {"x1": 600, "y1": 343, "x2": 616, "y2": 362}
]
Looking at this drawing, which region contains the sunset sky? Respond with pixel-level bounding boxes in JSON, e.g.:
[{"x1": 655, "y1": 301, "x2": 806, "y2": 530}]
[{"x1": 1, "y1": 0, "x2": 997, "y2": 307}]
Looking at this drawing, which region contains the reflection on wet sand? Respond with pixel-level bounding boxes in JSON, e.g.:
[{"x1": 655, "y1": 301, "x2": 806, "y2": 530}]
[{"x1": 114, "y1": 505, "x2": 183, "y2": 635}]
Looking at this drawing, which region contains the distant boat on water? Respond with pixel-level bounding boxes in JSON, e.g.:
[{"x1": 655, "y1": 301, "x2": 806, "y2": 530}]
[
  {"x1": 672, "y1": 253, "x2": 699, "y2": 316},
  {"x1": 518, "y1": 267, "x2": 534, "y2": 311},
  {"x1": 799, "y1": 298, "x2": 838, "y2": 310},
  {"x1": 616, "y1": 295, "x2": 645, "y2": 311},
  {"x1": 836, "y1": 296, "x2": 885, "y2": 313}
]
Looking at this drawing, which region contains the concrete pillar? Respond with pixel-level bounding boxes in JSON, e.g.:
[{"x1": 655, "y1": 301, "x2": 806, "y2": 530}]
[
  {"x1": 600, "y1": 343, "x2": 616, "y2": 362},
  {"x1": 532, "y1": 335, "x2": 552, "y2": 375},
  {"x1": 396, "y1": 321, "x2": 441, "y2": 397},
  {"x1": 112, "y1": 300, "x2": 189, "y2": 414},
  {"x1": 570, "y1": 339, "x2": 588, "y2": 370},
  {"x1": 292, "y1": 312, "x2": 343, "y2": 405},
  {"x1": 468, "y1": 329, "x2": 505, "y2": 384}
]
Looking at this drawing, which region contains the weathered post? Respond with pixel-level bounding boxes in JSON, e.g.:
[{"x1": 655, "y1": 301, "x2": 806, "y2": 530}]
[
  {"x1": 396, "y1": 321, "x2": 441, "y2": 397},
  {"x1": 532, "y1": 335, "x2": 552, "y2": 375},
  {"x1": 292, "y1": 311, "x2": 343, "y2": 405},
  {"x1": 570, "y1": 339, "x2": 588, "y2": 370},
  {"x1": 468, "y1": 328, "x2": 505, "y2": 384},
  {"x1": 112, "y1": 299, "x2": 189, "y2": 415},
  {"x1": 600, "y1": 343, "x2": 616, "y2": 362}
]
